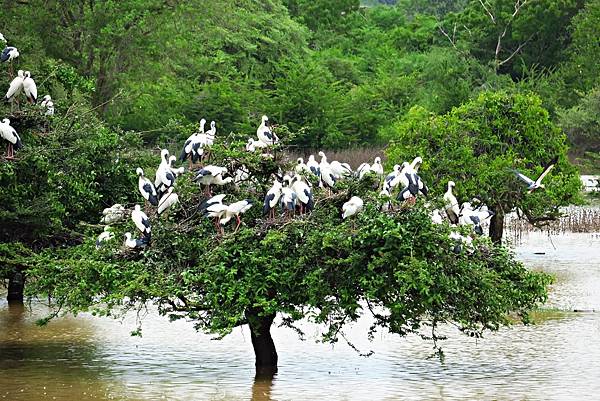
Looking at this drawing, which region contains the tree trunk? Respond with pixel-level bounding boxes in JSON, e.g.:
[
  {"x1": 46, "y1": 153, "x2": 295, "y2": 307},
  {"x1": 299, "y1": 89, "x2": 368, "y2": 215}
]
[
  {"x1": 7, "y1": 268, "x2": 25, "y2": 304},
  {"x1": 489, "y1": 211, "x2": 505, "y2": 245},
  {"x1": 245, "y1": 309, "x2": 278, "y2": 375}
]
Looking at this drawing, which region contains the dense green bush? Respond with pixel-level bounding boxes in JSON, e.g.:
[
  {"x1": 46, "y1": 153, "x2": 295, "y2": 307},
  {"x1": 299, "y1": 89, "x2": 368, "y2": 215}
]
[{"x1": 385, "y1": 91, "x2": 581, "y2": 241}]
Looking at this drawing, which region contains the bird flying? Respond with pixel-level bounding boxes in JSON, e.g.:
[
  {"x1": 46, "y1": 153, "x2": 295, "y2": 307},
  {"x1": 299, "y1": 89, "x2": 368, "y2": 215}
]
[{"x1": 513, "y1": 163, "x2": 555, "y2": 193}]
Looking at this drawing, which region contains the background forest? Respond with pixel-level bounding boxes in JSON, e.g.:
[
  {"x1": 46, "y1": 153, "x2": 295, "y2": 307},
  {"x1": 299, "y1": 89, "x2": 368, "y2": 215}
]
[{"x1": 2, "y1": 0, "x2": 598, "y2": 160}]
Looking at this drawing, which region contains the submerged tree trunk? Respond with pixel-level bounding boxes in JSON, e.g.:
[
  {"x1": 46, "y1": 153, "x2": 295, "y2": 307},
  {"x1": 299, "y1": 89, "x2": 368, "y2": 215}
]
[
  {"x1": 7, "y1": 268, "x2": 25, "y2": 304},
  {"x1": 245, "y1": 308, "x2": 278, "y2": 375},
  {"x1": 489, "y1": 211, "x2": 505, "y2": 245}
]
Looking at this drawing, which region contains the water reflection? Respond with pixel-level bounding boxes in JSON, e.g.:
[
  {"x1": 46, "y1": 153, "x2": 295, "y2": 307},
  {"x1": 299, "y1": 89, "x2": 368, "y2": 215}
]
[
  {"x1": 251, "y1": 372, "x2": 275, "y2": 401},
  {"x1": 0, "y1": 300, "x2": 130, "y2": 401},
  {"x1": 0, "y1": 232, "x2": 599, "y2": 400}
]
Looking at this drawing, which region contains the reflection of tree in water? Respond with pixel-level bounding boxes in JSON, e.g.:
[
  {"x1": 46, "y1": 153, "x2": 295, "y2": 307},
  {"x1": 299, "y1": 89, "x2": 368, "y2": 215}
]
[
  {"x1": 0, "y1": 300, "x2": 130, "y2": 401},
  {"x1": 252, "y1": 370, "x2": 276, "y2": 401}
]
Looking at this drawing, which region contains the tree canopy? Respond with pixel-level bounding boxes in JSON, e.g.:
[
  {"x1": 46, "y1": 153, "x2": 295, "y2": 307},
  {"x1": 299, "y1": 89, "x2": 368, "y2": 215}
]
[{"x1": 25, "y1": 143, "x2": 551, "y2": 370}]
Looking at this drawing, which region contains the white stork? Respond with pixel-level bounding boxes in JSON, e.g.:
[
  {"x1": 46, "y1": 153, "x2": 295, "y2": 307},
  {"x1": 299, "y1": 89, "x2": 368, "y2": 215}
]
[
  {"x1": 191, "y1": 119, "x2": 207, "y2": 163},
  {"x1": 280, "y1": 176, "x2": 297, "y2": 216},
  {"x1": 295, "y1": 158, "x2": 310, "y2": 176},
  {"x1": 136, "y1": 168, "x2": 159, "y2": 206},
  {"x1": 444, "y1": 181, "x2": 460, "y2": 224},
  {"x1": 396, "y1": 157, "x2": 427, "y2": 201},
  {"x1": 204, "y1": 202, "x2": 229, "y2": 233},
  {"x1": 291, "y1": 175, "x2": 314, "y2": 214},
  {"x1": 370, "y1": 157, "x2": 384, "y2": 176},
  {"x1": 180, "y1": 129, "x2": 200, "y2": 165},
  {"x1": 458, "y1": 202, "x2": 493, "y2": 235},
  {"x1": 513, "y1": 164, "x2": 555, "y2": 193},
  {"x1": 124, "y1": 232, "x2": 150, "y2": 249},
  {"x1": 263, "y1": 179, "x2": 282, "y2": 218},
  {"x1": 0, "y1": 118, "x2": 22, "y2": 159},
  {"x1": 4, "y1": 70, "x2": 23, "y2": 103},
  {"x1": 168, "y1": 155, "x2": 185, "y2": 177},
  {"x1": 449, "y1": 231, "x2": 474, "y2": 254},
  {"x1": 330, "y1": 160, "x2": 353, "y2": 179},
  {"x1": 194, "y1": 165, "x2": 232, "y2": 195},
  {"x1": 101, "y1": 204, "x2": 127, "y2": 224},
  {"x1": 379, "y1": 187, "x2": 392, "y2": 211},
  {"x1": 318, "y1": 151, "x2": 336, "y2": 190},
  {"x1": 234, "y1": 167, "x2": 250, "y2": 185},
  {"x1": 383, "y1": 164, "x2": 401, "y2": 191},
  {"x1": 246, "y1": 138, "x2": 268, "y2": 152},
  {"x1": 41, "y1": 95, "x2": 54, "y2": 116},
  {"x1": 342, "y1": 196, "x2": 364, "y2": 219},
  {"x1": 155, "y1": 149, "x2": 175, "y2": 197},
  {"x1": 23, "y1": 71, "x2": 37, "y2": 104},
  {"x1": 41, "y1": 95, "x2": 52, "y2": 108},
  {"x1": 306, "y1": 155, "x2": 320, "y2": 178},
  {"x1": 430, "y1": 209, "x2": 444, "y2": 225},
  {"x1": 199, "y1": 194, "x2": 227, "y2": 213},
  {"x1": 257, "y1": 115, "x2": 278, "y2": 146},
  {"x1": 203, "y1": 120, "x2": 217, "y2": 146},
  {"x1": 131, "y1": 204, "x2": 151, "y2": 237},
  {"x1": 96, "y1": 226, "x2": 114, "y2": 249},
  {"x1": 220, "y1": 199, "x2": 254, "y2": 232},
  {"x1": 355, "y1": 162, "x2": 371, "y2": 179},
  {"x1": 158, "y1": 187, "x2": 179, "y2": 215},
  {"x1": 0, "y1": 46, "x2": 19, "y2": 63}
]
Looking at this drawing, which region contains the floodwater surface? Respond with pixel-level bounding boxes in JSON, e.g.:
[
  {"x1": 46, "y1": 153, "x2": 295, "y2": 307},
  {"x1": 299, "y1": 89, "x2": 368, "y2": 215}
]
[{"x1": 1, "y1": 232, "x2": 599, "y2": 400}]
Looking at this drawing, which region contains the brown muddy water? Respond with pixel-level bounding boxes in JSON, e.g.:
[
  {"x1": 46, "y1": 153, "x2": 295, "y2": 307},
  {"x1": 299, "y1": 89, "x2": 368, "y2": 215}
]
[{"x1": 1, "y1": 232, "x2": 599, "y2": 400}]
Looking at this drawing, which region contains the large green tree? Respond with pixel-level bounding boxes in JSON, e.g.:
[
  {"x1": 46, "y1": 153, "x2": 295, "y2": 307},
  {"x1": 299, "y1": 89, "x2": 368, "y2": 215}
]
[
  {"x1": 558, "y1": 87, "x2": 600, "y2": 156},
  {"x1": 26, "y1": 140, "x2": 551, "y2": 373},
  {"x1": 385, "y1": 91, "x2": 581, "y2": 243}
]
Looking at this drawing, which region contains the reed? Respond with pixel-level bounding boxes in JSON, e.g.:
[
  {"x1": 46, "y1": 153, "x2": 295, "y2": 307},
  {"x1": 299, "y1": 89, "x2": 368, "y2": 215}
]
[{"x1": 504, "y1": 206, "x2": 600, "y2": 243}]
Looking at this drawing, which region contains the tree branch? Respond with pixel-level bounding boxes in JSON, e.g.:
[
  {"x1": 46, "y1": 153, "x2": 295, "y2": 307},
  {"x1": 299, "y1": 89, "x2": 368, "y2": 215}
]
[
  {"x1": 522, "y1": 208, "x2": 560, "y2": 226},
  {"x1": 438, "y1": 23, "x2": 458, "y2": 50},
  {"x1": 498, "y1": 33, "x2": 535, "y2": 66},
  {"x1": 478, "y1": 0, "x2": 496, "y2": 23}
]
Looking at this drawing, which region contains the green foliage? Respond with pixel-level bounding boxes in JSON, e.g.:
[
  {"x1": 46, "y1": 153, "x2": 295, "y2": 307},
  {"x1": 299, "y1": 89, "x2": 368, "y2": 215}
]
[
  {"x1": 0, "y1": 104, "x2": 143, "y2": 245},
  {"x1": 558, "y1": 87, "x2": 600, "y2": 152},
  {"x1": 5, "y1": 0, "x2": 598, "y2": 154},
  {"x1": 286, "y1": 0, "x2": 360, "y2": 32},
  {"x1": 385, "y1": 91, "x2": 581, "y2": 228},
  {"x1": 558, "y1": 0, "x2": 600, "y2": 105}
]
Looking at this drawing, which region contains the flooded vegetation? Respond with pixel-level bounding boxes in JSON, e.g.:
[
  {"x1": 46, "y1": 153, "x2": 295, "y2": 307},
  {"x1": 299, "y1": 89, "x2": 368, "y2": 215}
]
[{"x1": 2, "y1": 230, "x2": 599, "y2": 401}]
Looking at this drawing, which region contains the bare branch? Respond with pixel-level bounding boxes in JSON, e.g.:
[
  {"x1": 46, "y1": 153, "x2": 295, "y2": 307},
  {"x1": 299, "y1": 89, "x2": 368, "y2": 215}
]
[
  {"x1": 478, "y1": 0, "x2": 496, "y2": 23},
  {"x1": 494, "y1": 0, "x2": 533, "y2": 67},
  {"x1": 522, "y1": 207, "x2": 560, "y2": 226},
  {"x1": 438, "y1": 24, "x2": 458, "y2": 50},
  {"x1": 498, "y1": 33, "x2": 535, "y2": 66}
]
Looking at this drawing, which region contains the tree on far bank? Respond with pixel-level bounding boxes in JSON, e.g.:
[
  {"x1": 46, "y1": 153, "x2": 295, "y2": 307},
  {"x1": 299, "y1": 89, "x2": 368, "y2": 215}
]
[{"x1": 385, "y1": 91, "x2": 581, "y2": 243}]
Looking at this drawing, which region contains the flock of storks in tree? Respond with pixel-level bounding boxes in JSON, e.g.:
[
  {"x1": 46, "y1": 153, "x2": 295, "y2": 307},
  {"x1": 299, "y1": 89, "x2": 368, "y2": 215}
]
[
  {"x1": 0, "y1": 34, "x2": 554, "y2": 251},
  {"x1": 0, "y1": 34, "x2": 55, "y2": 159},
  {"x1": 95, "y1": 113, "x2": 555, "y2": 251}
]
